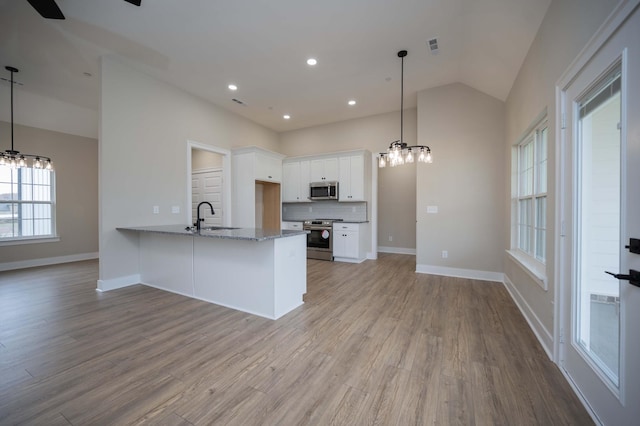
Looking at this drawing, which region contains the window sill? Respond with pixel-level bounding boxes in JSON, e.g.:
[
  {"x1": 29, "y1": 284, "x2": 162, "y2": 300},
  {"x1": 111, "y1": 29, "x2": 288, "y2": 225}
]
[
  {"x1": 506, "y1": 249, "x2": 547, "y2": 290},
  {"x1": 0, "y1": 236, "x2": 60, "y2": 247}
]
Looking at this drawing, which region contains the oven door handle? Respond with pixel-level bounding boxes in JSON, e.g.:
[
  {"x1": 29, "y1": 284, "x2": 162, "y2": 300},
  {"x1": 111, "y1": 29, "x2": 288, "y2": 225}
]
[{"x1": 305, "y1": 227, "x2": 332, "y2": 231}]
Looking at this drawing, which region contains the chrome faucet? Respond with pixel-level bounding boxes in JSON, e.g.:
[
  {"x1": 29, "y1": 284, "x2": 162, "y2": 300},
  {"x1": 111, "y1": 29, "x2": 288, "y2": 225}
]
[{"x1": 195, "y1": 201, "x2": 215, "y2": 230}]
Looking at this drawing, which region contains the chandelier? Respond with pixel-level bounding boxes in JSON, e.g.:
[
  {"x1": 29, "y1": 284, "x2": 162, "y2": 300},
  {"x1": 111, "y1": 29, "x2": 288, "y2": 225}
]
[
  {"x1": 379, "y1": 50, "x2": 432, "y2": 168},
  {"x1": 1, "y1": 66, "x2": 53, "y2": 170}
]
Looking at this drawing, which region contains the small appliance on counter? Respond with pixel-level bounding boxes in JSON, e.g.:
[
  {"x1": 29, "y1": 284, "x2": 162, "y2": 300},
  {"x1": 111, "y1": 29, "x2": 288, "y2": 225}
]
[
  {"x1": 309, "y1": 181, "x2": 338, "y2": 200},
  {"x1": 303, "y1": 218, "x2": 343, "y2": 260}
]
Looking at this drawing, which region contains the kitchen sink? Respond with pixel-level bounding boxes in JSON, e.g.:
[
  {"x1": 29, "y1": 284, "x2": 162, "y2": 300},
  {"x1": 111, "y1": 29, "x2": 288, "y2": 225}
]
[
  {"x1": 185, "y1": 226, "x2": 241, "y2": 232},
  {"x1": 201, "y1": 226, "x2": 241, "y2": 231}
]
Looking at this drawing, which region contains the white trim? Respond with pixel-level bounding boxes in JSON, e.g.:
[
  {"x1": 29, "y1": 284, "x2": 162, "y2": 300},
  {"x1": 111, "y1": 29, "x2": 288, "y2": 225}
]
[
  {"x1": 559, "y1": 366, "x2": 604, "y2": 426},
  {"x1": 0, "y1": 251, "x2": 97, "y2": 272},
  {"x1": 96, "y1": 273, "x2": 141, "y2": 292},
  {"x1": 231, "y1": 145, "x2": 285, "y2": 159},
  {"x1": 333, "y1": 256, "x2": 366, "y2": 264},
  {"x1": 556, "y1": 0, "x2": 640, "y2": 91},
  {"x1": 0, "y1": 236, "x2": 60, "y2": 246},
  {"x1": 503, "y1": 274, "x2": 554, "y2": 360},
  {"x1": 378, "y1": 246, "x2": 416, "y2": 255},
  {"x1": 506, "y1": 249, "x2": 547, "y2": 290},
  {"x1": 415, "y1": 264, "x2": 504, "y2": 283},
  {"x1": 366, "y1": 251, "x2": 377, "y2": 260}
]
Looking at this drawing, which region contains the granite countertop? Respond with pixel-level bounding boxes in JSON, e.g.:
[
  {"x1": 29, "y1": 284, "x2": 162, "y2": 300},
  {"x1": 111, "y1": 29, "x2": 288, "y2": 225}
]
[{"x1": 117, "y1": 225, "x2": 308, "y2": 241}]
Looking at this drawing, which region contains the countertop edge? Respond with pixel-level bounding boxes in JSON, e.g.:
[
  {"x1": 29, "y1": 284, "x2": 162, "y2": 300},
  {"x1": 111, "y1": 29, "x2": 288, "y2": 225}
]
[{"x1": 117, "y1": 226, "x2": 308, "y2": 241}]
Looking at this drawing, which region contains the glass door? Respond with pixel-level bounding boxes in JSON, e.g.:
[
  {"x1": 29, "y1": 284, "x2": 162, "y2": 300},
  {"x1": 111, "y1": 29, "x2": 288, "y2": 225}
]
[{"x1": 558, "y1": 5, "x2": 640, "y2": 423}]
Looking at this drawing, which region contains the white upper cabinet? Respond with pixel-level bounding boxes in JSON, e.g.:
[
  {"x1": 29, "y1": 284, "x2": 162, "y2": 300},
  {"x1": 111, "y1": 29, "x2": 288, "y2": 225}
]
[
  {"x1": 339, "y1": 155, "x2": 365, "y2": 201},
  {"x1": 310, "y1": 157, "x2": 339, "y2": 182},
  {"x1": 282, "y1": 160, "x2": 310, "y2": 202},
  {"x1": 283, "y1": 150, "x2": 370, "y2": 205},
  {"x1": 255, "y1": 152, "x2": 282, "y2": 182}
]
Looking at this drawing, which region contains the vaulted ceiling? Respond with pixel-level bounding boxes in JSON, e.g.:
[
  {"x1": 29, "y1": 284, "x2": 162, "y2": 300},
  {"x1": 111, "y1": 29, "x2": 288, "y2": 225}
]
[{"x1": 0, "y1": 0, "x2": 550, "y2": 132}]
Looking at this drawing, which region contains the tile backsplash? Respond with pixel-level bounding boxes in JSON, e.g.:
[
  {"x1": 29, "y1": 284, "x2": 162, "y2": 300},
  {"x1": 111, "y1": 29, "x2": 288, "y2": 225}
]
[{"x1": 283, "y1": 201, "x2": 367, "y2": 222}]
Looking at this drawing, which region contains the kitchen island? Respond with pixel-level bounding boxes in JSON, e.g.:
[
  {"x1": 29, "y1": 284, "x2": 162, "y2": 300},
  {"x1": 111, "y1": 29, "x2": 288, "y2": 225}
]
[{"x1": 116, "y1": 225, "x2": 308, "y2": 319}]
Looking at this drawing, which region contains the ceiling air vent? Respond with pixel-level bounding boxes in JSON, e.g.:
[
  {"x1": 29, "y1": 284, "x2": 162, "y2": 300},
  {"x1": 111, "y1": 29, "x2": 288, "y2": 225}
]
[
  {"x1": 428, "y1": 38, "x2": 439, "y2": 54},
  {"x1": 231, "y1": 98, "x2": 246, "y2": 106}
]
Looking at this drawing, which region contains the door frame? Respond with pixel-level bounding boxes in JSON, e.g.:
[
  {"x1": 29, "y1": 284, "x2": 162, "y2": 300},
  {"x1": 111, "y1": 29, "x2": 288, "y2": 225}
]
[
  {"x1": 554, "y1": 0, "x2": 640, "y2": 422},
  {"x1": 186, "y1": 140, "x2": 231, "y2": 227}
]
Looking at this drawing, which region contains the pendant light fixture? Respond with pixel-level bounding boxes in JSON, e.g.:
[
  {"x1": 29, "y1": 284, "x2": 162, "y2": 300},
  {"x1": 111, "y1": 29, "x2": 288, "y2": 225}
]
[
  {"x1": 378, "y1": 50, "x2": 432, "y2": 168},
  {"x1": 1, "y1": 66, "x2": 53, "y2": 170}
]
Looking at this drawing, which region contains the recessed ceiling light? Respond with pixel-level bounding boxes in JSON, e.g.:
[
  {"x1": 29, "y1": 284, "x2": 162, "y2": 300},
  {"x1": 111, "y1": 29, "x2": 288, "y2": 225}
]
[
  {"x1": 228, "y1": 84, "x2": 238, "y2": 91},
  {"x1": 348, "y1": 100, "x2": 356, "y2": 106},
  {"x1": 306, "y1": 58, "x2": 317, "y2": 66},
  {"x1": 283, "y1": 115, "x2": 291, "y2": 120}
]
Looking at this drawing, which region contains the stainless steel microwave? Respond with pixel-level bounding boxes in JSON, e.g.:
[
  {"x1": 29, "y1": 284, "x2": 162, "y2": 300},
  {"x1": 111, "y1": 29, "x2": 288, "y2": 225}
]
[{"x1": 310, "y1": 181, "x2": 338, "y2": 200}]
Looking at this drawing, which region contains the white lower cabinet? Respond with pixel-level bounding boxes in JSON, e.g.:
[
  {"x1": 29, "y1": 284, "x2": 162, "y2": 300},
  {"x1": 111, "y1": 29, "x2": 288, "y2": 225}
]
[{"x1": 333, "y1": 223, "x2": 365, "y2": 262}]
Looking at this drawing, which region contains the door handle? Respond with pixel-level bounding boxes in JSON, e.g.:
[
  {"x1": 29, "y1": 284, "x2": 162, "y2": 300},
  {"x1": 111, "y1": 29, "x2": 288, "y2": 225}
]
[
  {"x1": 605, "y1": 269, "x2": 640, "y2": 287},
  {"x1": 625, "y1": 238, "x2": 640, "y2": 254}
]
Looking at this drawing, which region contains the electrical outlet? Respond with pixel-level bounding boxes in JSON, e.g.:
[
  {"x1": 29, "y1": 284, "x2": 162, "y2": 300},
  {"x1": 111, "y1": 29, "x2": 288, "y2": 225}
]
[
  {"x1": 308, "y1": 206, "x2": 312, "y2": 213},
  {"x1": 389, "y1": 236, "x2": 393, "y2": 242},
  {"x1": 352, "y1": 206, "x2": 356, "y2": 213},
  {"x1": 442, "y1": 250, "x2": 448, "y2": 258},
  {"x1": 153, "y1": 206, "x2": 159, "y2": 214}
]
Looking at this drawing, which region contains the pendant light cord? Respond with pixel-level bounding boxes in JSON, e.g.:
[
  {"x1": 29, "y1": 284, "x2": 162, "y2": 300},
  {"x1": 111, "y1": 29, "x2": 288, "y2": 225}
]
[
  {"x1": 400, "y1": 53, "x2": 404, "y2": 145},
  {"x1": 9, "y1": 68, "x2": 14, "y2": 152}
]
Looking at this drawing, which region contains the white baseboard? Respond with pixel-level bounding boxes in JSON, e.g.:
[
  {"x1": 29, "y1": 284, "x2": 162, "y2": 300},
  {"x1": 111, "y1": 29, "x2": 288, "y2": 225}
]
[
  {"x1": 333, "y1": 257, "x2": 366, "y2": 264},
  {"x1": 97, "y1": 274, "x2": 141, "y2": 292},
  {"x1": 366, "y1": 251, "x2": 377, "y2": 260},
  {"x1": 416, "y1": 264, "x2": 503, "y2": 283},
  {"x1": 503, "y1": 274, "x2": 554, "y2": 360},
  {"x1": 0, "y1": 252, "x2": 98, "y2": 272},
  {"x1": 377, "y1": 246, "x2": 416, "y2": 255}
]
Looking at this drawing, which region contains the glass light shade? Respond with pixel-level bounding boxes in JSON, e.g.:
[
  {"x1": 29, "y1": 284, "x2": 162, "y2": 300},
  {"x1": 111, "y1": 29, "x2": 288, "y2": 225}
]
[
  {"x1": 406, "y1": 149, "x2": 414, "y2": 163},
  {"x1": 34, "y1": 158, "x2": 42, "y2": 169},
  {"x1": 379, "y1": 155, "x2": 386, "y2": 168},
  {"x1": 426, "y1": 151, "x2": 433, "y2": 163},
  {"x1": 45, "y1": 160, "x2": 53, "y2": 170}
]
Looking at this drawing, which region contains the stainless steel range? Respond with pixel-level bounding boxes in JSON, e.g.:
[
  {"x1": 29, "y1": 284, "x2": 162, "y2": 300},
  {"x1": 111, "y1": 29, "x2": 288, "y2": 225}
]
[{"x1": 303, "y1": 219, "x2": 343, "y2": 261}]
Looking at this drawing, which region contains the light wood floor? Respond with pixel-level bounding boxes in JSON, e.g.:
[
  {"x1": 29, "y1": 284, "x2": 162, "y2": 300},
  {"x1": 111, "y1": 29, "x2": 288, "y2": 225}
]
[{"x1": 0, "y1": 254, "x2": 591, "y2": 425}]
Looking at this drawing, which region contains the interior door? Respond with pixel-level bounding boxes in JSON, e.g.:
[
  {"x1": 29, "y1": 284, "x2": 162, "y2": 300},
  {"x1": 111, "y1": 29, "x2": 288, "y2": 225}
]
[
  {"x1": 192, "y1": 169, "x2": 223, "y2": 226},
  {"x1": 558, "y1": 5, "x2": 640, "y2": 424}
]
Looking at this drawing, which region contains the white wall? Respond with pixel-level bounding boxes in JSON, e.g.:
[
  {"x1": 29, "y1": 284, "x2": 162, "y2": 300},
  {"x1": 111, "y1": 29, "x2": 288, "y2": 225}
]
[
  {"x1": 503, "y1": 0, "x2": 618, "y2": 344},
  {"x1": 416, "y1": 83, "x2": 505, "y2": 278},
  {"x1": 99, "y1": 56, "x2": 278, "y2": 285}
]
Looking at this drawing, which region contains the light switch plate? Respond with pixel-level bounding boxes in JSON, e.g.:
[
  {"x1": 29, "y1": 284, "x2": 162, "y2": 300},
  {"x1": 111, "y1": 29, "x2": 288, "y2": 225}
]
[
  {"x1": 153, "y1": 206, "x2": 159, "y2": 214},
  {"x1": 172, "y1": 205, "x2": 180, "y2": 214},
  {"x1": 427, "y1": 205, "x2": 438, "y2": 214}
]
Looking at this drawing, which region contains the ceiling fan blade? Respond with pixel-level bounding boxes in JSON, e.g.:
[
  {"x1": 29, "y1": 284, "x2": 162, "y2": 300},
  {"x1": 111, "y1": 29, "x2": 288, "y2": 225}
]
[
  {"x1": 124, "y1": 0, "x2": 142, "y2": 6},
  {"x1": 26, "y1": 0, "x2": 65, "y2": 19}
]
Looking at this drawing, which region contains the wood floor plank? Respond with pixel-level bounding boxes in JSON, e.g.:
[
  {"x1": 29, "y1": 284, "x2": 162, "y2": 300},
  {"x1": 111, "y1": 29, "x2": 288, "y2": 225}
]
[{"x1": 0, "y1": 255, "x2": 593, "y2": 425}]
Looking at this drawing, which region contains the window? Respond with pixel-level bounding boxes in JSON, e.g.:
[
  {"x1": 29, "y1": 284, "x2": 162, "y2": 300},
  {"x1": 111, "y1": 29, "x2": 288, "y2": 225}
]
[
  {"x1": 0, "y1": 167, "x2": 56, "y2": 241},
  {"x1": 513, "y1": 118, "x2": 547, "y2": 265}
]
